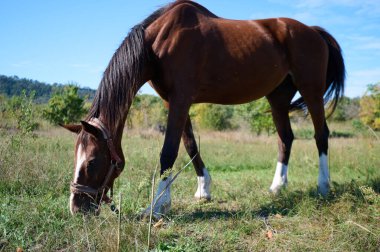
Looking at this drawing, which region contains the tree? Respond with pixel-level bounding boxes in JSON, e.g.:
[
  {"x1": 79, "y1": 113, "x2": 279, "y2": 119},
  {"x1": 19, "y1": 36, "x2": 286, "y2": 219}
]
[
  {"x1": 330, "y1": 96, "x2": 360, "y2": 122},
  {"x1": 0, "y1": 74, "x2": 96, "y2": 103},
  {"x1": 128, "y1": 94, "x2": 167, "y2": 129},
  {"x1": 0, "y1": 94, "x2": 6, "y2": 114},
  {"x1": 43, "y1": 85, "x2": 87, "y2": 125},
  {"x1": 190, "y1": 104, "x2": 234, "y2": 131},
  {"x1": 360, "y1": 83, "x2": 380, "y2": 130},
  {"x1": 236, "y1": 98, "x2": 275, "y2": 135},
  {"x1": 7, "y1": 90, "x2": 38, "y2": 134}
]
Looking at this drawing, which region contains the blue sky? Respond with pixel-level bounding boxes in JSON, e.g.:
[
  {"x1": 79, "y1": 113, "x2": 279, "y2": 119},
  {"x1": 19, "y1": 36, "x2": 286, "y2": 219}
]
[{"x1": 1, "y1": 0, "x2": 379, "y2": 98}]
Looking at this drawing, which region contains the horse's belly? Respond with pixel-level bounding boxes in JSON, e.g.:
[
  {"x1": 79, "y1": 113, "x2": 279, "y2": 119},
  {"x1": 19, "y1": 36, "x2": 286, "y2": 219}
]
[{"x1": 194, "y1": 65, "x2": 288, "y2": 105}]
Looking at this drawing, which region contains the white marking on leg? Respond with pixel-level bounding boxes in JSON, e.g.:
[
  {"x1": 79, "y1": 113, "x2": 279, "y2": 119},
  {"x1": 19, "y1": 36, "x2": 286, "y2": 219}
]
[
  {"x1": 194, "y1": 168, "x2": 211, "y2": 200},
  {"x1": 269, "y1": 162, "x2": 288, "y2": 194},
  {"x1": 69, "y1": 193, "x2": 75, "y2": 215},
  {"x1": 144, "y1": 175, "x2": 172, "y2": 218},
  {"x1": 70, "y1": 144, "x2": 86, "y2": 214},
  {"x1": 318, "y1": 153, "x2": 330, "y2": 196}
]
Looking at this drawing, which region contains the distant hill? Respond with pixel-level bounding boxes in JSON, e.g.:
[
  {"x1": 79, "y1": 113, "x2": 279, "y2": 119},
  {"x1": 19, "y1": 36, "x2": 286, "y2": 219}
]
[{"x1": 0, "y1": 75, "x2": 96, "y2": 103}]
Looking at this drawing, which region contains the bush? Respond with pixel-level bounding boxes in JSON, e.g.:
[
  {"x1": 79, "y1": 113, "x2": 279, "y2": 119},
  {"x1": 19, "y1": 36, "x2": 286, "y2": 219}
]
[
  {"x1": 360, "y1": 84, "x2": 380, "y2": 130},
  {"x1": 0, "y1": 94, "x2": 7, "y2": 120},
  {"x1": 330, "y1": 97, "x2": 360, "y2": 122},
  {"x1": 6, "y1": 90, "x2": 39, "y2": 135},
  {"x1": 236, "y1": 98, "x2": 275, "y2": 135},
  {"x1": 128, "y1": 94, "x2": 167, "y2": 129},
  {"x1": 43, "y1": 85, "x2": 86, "y2": 125},
  {"x1": 190, "y1": 104, "x2": 234, "y2": 131},
  {"x1": 352, "y1": 119, "x2": 365, "y2": 131}
]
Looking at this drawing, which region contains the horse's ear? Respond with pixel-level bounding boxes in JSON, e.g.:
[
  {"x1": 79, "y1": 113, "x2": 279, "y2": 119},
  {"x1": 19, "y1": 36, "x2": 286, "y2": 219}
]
[
  {"x1": 80, "y1": 121, "x2": 102, "y2": 138},
  {"x1": 60, "y1": 124, "x2": 82, "y2": 134}
]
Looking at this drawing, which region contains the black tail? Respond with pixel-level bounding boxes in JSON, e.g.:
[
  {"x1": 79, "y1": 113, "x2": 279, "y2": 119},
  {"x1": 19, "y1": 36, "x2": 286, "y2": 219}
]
[{"x1": 289, "y1": 26, "x2": 346, "y2": 117}]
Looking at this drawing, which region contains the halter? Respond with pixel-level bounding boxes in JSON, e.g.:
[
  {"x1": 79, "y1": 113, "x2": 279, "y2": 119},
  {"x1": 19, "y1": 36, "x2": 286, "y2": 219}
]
[{"x1": 70, "y1": 118, "x2": 123, "y2": 210}]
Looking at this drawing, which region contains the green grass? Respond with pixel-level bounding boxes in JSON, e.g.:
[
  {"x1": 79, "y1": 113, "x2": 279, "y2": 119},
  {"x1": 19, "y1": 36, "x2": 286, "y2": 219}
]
[{"x1": 0, "y1": 124, "x2": 379, "y2": 251}]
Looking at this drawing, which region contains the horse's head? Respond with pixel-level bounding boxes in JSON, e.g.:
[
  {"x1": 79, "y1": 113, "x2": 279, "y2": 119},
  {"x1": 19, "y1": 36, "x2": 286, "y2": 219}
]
[{"x1": 62, "y1": 119, "x2": 123, "y2": 215}]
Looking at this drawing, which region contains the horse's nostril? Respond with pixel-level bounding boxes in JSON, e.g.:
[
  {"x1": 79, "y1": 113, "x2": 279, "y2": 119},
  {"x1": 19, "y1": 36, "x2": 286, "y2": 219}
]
[
  {"x1": 70, "y1": 204, "x2": 82, "y2": 215},
  {"x1": 70, "y1": 193, "x2": 95, "y2": 215}
]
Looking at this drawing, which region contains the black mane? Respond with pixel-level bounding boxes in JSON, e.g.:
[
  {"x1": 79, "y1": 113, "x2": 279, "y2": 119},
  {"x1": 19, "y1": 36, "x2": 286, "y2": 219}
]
[
  {"x1": 85, "y1": 2, "x2": 176, "y2": 132},
  {"x1": 85, "y1": 1, "x2": 216, "y2": 133}
]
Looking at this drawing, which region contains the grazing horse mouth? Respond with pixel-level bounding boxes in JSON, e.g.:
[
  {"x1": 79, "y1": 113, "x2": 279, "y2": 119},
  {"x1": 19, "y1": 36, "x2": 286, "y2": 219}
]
[
  {"x1": 69, "y1": 118, "x2": 124, "y2": 215},
  {"x1": 70, "y1": 182, "x2": 114, "y2": 215},
  {"x1": 70, "y1": 193, "x2": 97, "y2": 214}
]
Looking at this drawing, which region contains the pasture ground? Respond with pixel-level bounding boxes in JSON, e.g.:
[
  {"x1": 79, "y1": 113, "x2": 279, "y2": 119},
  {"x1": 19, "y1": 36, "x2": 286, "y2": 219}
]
[{"x1": 0, "y1": 122, "x2": 379, "y2": 251}]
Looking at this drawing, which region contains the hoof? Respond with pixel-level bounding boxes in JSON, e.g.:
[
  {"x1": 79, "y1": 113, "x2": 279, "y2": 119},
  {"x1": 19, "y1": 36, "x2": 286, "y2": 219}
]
[
  {"x1": 139, "y1": 209, "x2": 160, "y2": 221},
  {"x1": 269, "y1": 162, "x2": 288, "y2": 195},
  {"x1": 194, "y1": 184, "x2": 211, "y2": 201},
  {"x1": 269, "y1": 182, "x2": 287, "y2": 195},
  {"x1": 195, "y1": 168, "x2": 212, "y2": 201},
  {"x1": 317, "y1": 183, "x2": 330, "y2": 197},
  {"x1": 194, "y1": 194, "x2": 211, "y2": 201},
  {"x1": 140, "y1": 200, "x2": 171, "y2": 221},
  {"x1": 141, "y1": 174, "x2": 172, "y2": 220},
  {"x1": 269, "y1": 187, "x2": 280, "y2": 195},
  {"x1": 318, "y1": 154, "x2": 330, "y2": 197}
]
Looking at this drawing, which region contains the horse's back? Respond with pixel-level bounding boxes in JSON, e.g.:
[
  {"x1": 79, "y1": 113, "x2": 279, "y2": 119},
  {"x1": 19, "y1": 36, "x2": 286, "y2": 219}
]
[{"x1": 145, "y1": 2, "x2": 328, "y2": 104}]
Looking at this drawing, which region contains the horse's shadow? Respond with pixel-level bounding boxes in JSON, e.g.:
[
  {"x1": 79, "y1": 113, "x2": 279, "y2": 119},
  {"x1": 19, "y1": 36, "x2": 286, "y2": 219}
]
[{"x1": 172, "y1": 177, "x2": 380, "y2": 222}]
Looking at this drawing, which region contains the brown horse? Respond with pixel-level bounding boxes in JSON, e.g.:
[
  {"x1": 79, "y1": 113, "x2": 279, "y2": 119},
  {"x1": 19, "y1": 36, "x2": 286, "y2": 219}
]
[{"x1": 63, "y1": 0, "x2": 345, "y2": 216}]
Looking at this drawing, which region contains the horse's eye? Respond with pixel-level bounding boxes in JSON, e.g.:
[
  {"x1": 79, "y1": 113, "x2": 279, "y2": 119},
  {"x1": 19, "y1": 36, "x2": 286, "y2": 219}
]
[{"x1": 87, "y1": 159, "x2": 96, "y2": 168}]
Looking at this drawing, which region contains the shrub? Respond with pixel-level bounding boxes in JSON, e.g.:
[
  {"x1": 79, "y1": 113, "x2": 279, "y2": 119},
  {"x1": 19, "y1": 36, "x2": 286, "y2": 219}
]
[
  {"x1": 360, "y1": 84, "x2": 380, "y2": 130},
  {"x1": 330, "y1": 97, "x2": 360, "y2": 122},
  {"x1": 0, "y1": 94, "x2": 7, "y2": 120},
  {"x1": 7, "y1": 90, "x2": 38, "y2": 135},
  {"x1": 352, "y1": 119, "x2": 365, "y2": 131},
  {"x1": 43, "y1": 85, "x2": 86, "y2": 125},
  {"x1": 190, "y1": 104, "x2": 234, "y2": 131},
  {"x1": 236, "y1": 98, "x2": 275, "y2": 135},
  {"x1": 128, "y1": 94, "x2": 167, "y2": 129}
]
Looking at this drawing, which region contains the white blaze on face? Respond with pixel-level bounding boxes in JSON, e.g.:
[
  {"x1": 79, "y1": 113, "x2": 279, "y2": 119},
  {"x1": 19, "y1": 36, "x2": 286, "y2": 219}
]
[
  {"x1": 74, "y1": 144, "x2": 87, "y2": 183},
  {"x1": 70, "y1": 144, "x2": 87, "y2": 214},
  {"x1": 194, "y1": 168, "x2": 211, "y2": 200},
  {"x1": 318, "y1": 153, "x2": 330, "y2": 196},
  {"x1": 269, "y1": 162, "x2": 288, "y2": 194}
]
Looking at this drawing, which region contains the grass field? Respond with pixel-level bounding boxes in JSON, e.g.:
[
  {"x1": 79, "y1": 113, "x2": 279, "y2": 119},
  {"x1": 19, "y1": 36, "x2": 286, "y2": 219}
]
[{"x1": 0, "y1": 123, "x2": 379, "y2": 251}]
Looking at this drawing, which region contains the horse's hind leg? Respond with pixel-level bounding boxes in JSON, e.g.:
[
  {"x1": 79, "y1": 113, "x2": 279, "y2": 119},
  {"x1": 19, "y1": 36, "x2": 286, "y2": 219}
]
[
  {"x1": 295, "y1": 78, "x2": 330, "y2": 196},
  {"x1": 266, "y1": 75, "x2": 297, "y2": 194},
  {"x1": 303, "y1": 95, "x2": 330, "y2": 196},
  {"x1": 182, "y1": 115, "x2": 211, "y2": 200}
]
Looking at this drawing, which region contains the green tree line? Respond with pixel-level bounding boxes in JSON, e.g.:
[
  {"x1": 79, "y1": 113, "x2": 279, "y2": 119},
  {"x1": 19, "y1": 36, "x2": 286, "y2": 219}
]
[
  {"x1": 1, "y1": 75, "x2": 379, "y2": 134},
  {"x1": 0, "y1": 75, "x2": 96, "y2": 103}
]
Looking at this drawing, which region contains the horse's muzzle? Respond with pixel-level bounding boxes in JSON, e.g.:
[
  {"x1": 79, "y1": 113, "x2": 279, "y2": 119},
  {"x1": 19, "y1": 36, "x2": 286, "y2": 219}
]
[{"x1": 70, "y1": 193, "x2": 100, "y2": 215}]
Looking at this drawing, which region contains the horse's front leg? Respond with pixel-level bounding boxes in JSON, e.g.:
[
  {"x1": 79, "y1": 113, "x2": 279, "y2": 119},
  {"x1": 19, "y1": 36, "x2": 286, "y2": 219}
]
[
  {"x1": 163, "y1": 100, "x2": 211, "y2": 201},
  {"x1": 143, "y1": 98, "x2": 191, "y2": 219},
  {"x1": 182, "y1": 115, "x2": 211, "y2": 200}
]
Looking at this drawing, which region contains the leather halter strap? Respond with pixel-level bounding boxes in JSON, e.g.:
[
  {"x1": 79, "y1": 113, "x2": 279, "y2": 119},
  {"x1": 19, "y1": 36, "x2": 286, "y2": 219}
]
[
  {"x1": 70, "y1": 117, "x2": 123, "y2": 205},
  {"x1": 88, "y1": 118, "x2": 123, "y2": 166}
]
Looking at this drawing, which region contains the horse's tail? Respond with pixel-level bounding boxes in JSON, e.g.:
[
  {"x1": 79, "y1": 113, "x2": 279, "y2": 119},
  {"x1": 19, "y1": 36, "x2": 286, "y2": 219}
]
[{"x1": 289, "y1": 26, "x2": 346, "y2": 117}]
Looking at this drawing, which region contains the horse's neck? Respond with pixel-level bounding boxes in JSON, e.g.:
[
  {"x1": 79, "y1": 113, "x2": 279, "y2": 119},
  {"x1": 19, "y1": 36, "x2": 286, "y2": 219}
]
[{"x1": 98, "y1": 84, "x2": 140, "y2": 147}]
